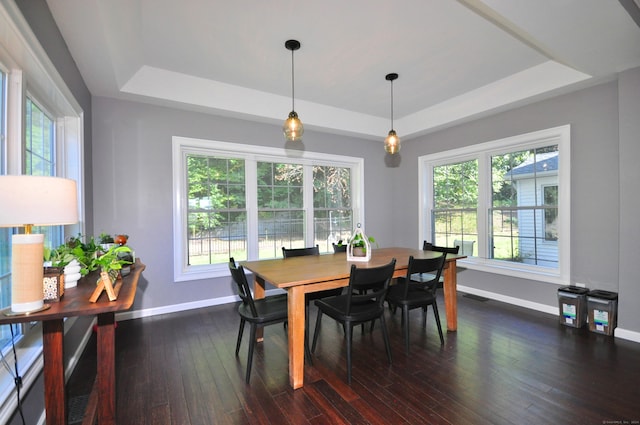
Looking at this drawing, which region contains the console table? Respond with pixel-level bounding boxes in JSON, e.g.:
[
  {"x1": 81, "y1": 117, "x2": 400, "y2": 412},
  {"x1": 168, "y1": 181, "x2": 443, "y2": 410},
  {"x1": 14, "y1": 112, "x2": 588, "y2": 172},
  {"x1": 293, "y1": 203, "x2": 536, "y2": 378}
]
[{"x1": 0, "y1": 259, "x2": 145, "y2": 425}]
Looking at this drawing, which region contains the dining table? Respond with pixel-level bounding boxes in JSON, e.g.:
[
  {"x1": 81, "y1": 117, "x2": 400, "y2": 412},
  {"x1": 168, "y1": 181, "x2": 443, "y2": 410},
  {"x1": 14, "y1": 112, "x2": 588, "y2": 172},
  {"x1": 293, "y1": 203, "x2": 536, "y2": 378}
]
[{"x1": 240, "y1": 247, "x2": 466, "y2": 389}]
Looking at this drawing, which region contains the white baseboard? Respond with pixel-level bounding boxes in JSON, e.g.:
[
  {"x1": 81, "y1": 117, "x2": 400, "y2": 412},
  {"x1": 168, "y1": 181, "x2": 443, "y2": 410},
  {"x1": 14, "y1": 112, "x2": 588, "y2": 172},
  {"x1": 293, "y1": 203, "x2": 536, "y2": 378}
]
[
  {"x1": 116, "y1": 288, "x2": 285, "y2": 321},
  {"x1": 457, "y1": 285, "x2": 640, "y2": 344},
  {"x1": 457, "y1": 285, "x2": 559, "y2": 315},
  {"x1": 614, "y1": 327, "x2": 640, "y2": 343}
]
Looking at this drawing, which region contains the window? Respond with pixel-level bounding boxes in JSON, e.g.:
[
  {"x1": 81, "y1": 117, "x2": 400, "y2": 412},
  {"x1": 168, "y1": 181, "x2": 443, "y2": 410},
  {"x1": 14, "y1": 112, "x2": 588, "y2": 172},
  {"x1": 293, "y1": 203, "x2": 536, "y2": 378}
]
[
  {"x1": 0, "y1": 1, "x2": 85, "y2": 414},
  {"x1": 257, "y1": 161, "x2": 304, "y2": 258},
  {"x1": 25, "y1": 97, "x2": 63, "y2": 249},
  {"x1": 173, "y1": 137, "x2": 363, "y2": 281},
  {"x1": 420, "y1": 126, "x2": 570, "y2": 284},
  {"x1": 432, "y1": 159, "x2": 478, "y2": 254}
]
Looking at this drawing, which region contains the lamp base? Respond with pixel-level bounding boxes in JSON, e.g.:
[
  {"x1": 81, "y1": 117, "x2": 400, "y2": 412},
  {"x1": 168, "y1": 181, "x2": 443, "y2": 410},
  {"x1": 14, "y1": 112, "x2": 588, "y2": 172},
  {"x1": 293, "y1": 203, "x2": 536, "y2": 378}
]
[
  {"x1": 10, "y1": 234, "x2": 46, "y2": 314},
  {"x1": 3, "y1": 303, "x2": 51, "y2": 317}
]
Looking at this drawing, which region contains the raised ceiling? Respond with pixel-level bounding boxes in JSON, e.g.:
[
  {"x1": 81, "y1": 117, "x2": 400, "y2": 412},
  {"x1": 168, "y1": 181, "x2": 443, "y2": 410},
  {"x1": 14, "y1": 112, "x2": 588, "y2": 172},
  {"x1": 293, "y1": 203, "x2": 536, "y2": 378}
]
[{"x1": 46, "y1": 0, "x2": 640, "y2": 141}]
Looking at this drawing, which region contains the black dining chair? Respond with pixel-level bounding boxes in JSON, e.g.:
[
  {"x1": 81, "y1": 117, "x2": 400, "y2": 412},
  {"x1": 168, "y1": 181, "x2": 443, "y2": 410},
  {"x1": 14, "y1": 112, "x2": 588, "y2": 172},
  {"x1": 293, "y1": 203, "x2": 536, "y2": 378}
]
[
  {"x1": 332, "y1": 241, "x2": 347, "y2": 253},
  {"x1": 410, "y1": 241, "x2": 459, "y2": 286},
  {"x1": 281, "y1": 245, "x2": 343, "y2": 364},
  {"x1": 229, "y1": 257, "x2": 288, "y2": 383},
  {"x1": 311, "y1": 259, "x2": 396, "y2": 384},
  {"x1": 386, "y1": 254, "x2": 446, "y2": 354}
]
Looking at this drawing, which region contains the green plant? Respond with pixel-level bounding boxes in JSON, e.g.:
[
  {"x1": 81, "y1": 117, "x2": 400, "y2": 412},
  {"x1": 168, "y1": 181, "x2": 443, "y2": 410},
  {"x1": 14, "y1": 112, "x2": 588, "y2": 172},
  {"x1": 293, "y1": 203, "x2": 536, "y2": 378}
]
[
  {"x1": 349, "y1": 233, "x2": 376, "y2": 251},
  {"x1": 44, "y1": 234, "x2": 98, "y2": 274},
  {"x1": 92, "y1": 245, "x2": 133, "y2": 282},
  {"x1": 98, "y1": 232, "x2": 114, "y2": 244}
]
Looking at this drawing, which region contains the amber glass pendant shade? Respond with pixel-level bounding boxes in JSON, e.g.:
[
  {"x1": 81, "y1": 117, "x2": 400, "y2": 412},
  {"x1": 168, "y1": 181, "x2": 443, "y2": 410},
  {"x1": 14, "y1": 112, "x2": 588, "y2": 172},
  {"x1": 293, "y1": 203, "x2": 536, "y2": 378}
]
[{"x1": 283, "y1": 110, "x2": 304, "y2": 142}]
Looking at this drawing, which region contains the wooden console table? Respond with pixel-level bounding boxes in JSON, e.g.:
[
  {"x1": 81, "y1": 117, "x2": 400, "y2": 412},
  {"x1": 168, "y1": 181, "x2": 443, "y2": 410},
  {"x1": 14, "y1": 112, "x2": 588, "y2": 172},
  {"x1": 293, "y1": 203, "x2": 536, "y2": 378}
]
[{"x1": 0, "y1": 259, "x2": 145, "y2": 425}]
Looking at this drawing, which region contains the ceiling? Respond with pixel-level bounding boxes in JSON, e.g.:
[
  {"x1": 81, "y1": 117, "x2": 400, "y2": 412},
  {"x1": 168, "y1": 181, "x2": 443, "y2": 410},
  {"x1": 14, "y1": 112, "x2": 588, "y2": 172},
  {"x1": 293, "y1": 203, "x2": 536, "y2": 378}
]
[{"x1": 46, "y1": 0, "x2": 640, "y2": 142}]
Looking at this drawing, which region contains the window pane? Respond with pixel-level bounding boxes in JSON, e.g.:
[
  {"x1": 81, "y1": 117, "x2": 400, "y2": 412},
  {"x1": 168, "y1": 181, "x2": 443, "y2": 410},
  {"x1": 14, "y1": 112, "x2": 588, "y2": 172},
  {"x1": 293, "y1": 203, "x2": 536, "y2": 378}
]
[
  {"x1": 490, "y1": 145, "x2": 559, "y2": 267},
  {"x1": 258, "y1": 210, "x2": 304, "y2": 258},
  {"x1": 432, "y1": 159, "x2": 478, "y2": 255},
  {"x1": 187, "y1": 155, "x2": 247, "y2": 264},
  {"x1": 0, "y1": 70, "x2": 10, "y2": 347},
  {"x1": 313, "y1": 166, "x2": 352, "y2": 251},
  {"x1": 258, "y1": 162, "x2": 304, "y2": 258}
]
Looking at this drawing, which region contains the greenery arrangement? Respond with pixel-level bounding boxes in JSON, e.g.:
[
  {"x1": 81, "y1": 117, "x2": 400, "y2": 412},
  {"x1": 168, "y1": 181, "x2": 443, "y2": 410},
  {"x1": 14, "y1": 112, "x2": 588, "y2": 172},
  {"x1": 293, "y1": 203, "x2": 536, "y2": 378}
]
[
  {"x1": 44, "y1": 234, "x2": 98, "y2": 275},
  {"x1": 94, "y1": 245, "x2": 133, "y2": 281},
  {"x1": 44, "y1": 233, "x2": 132, "y2": 279},
  {"x1": 349, "y1": 232, "x2": 376, "y2": 254}
]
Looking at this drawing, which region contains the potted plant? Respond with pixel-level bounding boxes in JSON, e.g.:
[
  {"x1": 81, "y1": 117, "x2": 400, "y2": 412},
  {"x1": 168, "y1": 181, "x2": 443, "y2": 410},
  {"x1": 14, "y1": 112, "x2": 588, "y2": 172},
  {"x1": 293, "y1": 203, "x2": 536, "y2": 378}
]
[
  {"x1": 347, "y1": 226, "x2": 376, "y2": 262},
  {"x1": 92, "y1": 245, "x2": 133, "y2": 284},
  {"x1": 98, "y1": 232, "x2": 116, "y2": 253},
  {"x1": 349, "y1": 233, "x2": 376, "y2": 256}
]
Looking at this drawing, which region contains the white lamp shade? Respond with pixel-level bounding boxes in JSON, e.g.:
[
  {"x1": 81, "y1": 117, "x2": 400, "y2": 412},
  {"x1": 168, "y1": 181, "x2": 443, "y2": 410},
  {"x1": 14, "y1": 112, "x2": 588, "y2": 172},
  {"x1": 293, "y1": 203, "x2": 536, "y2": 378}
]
[{"x1": 0, "y1": 176, "x2": 78, "y2": 227}]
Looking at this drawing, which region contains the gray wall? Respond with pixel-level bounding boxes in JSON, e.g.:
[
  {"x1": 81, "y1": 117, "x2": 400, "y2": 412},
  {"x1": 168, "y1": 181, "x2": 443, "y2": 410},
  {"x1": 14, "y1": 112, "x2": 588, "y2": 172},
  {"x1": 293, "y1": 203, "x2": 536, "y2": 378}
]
[
  {"x1": 617, "y1": 68, "x2": 640, "y2": 333},
  {"x1": 92, "y1": 74, "x2": 640, "y2": 339},
  {"x1": 91, "y1": 97, "x2": 396, "y2": 311},
  {"x1": 396, "y1": 77, "x2": 638, "y2": 334}
]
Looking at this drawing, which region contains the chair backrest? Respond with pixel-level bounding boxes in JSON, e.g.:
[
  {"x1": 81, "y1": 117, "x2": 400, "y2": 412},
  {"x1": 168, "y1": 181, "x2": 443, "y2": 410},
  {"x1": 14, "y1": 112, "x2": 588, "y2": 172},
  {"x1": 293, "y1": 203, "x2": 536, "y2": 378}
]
[
  {"x1": 423, "y1": 240, "x2": 459, "y2": 254},
  {"x1": 282, "y1": 245, "x2": 320, "y2": 258},
  {"x1": 453, "y1": 239, "x2": 475, "y2": 256},
  {"x1": 399, "y1": 255, "x2": 446, "y2": 297},
  {"x1": 344, "y1": 259, "x2": 396, "y2": 315},
  {"x1": 228, "y1": 257, "x2": 258, "y2": 317},
  {"x1": 332, "y1": 242, "x2": 347, "y2": 253}
]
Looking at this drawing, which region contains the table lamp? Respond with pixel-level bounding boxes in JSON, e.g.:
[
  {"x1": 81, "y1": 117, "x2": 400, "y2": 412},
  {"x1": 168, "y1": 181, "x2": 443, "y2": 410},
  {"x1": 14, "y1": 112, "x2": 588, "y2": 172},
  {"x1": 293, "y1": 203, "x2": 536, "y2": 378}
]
[{"x1": 0, "y1": 176, "x2": 78, "y2": 315}]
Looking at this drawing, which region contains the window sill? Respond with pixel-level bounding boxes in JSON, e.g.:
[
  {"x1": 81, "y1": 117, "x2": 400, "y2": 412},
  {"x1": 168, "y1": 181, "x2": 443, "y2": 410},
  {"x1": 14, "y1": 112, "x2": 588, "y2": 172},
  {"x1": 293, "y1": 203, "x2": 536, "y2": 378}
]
[{"x1": 457, "y1": 257, "x2": 566, "y2": 285}]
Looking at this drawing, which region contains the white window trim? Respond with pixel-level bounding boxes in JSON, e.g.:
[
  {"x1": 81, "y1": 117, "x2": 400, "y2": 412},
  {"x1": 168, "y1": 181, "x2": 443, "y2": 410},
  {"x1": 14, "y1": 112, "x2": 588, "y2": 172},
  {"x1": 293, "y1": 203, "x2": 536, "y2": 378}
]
[
  {"x1": 419, "y1": 125, "x2": 571, "y2": 285},
  {"x1": 0, "y1": 0, "x2": 85, "y2": 420},
  {"x1": 172, "y1": 136, "x2": 365, "y2": 282}
]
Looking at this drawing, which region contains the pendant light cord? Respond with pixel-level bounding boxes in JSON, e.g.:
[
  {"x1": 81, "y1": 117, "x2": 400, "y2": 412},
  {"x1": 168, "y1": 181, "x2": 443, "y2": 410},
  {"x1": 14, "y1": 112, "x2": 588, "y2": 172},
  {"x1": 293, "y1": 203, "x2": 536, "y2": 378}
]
[
  {"x1": 390, "y1": 79, "x2": 394, "y2": 129},
  {"x1": 291, "y1": 49, "x2": 295, "y2": 111}
]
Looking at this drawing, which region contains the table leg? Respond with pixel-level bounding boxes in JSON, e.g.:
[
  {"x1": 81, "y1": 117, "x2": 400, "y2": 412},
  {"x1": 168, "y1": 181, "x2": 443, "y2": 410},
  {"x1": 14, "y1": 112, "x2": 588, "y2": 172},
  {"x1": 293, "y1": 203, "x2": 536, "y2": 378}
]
[
  {"x1": 442, "y1": 260, "x2": 458, "y2": 331},
  {"x1": 253, "y1": 276, "x2": 266, "y2": 341},
  {"x1": 287, "y1": 286, "x2": 306, "y2": 389},
  {"x1": 97, "y1": 312, "x2": 117, "y2": 424},
  {"x1": 43, "y1": 319, "x2": 65, "y2": 425}
]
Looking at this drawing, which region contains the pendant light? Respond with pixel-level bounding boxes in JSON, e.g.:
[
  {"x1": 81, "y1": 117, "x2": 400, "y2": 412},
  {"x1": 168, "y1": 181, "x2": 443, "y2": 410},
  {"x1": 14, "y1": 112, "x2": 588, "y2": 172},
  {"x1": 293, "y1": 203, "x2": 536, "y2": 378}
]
[
  {"x1": 283, "y1": 39, "x2": 304, "y2": 142},
  {"x1": 384, "y1": 73, "x2": 401, "y2": 154}
]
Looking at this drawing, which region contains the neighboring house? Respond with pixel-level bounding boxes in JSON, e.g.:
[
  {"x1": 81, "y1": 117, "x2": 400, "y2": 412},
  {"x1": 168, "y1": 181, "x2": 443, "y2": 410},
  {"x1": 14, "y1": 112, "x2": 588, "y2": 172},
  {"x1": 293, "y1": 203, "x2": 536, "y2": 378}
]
[{"x1": 505, "y1": 151, "x2": 559, "y2": 268}]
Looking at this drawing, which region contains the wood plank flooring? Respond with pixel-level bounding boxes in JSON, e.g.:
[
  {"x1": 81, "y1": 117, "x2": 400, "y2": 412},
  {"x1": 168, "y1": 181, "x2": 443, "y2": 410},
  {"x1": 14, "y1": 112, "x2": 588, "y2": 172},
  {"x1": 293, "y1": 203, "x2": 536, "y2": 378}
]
[{"x1": 66, "y1": 293, "x2": 640, "y2": 424}]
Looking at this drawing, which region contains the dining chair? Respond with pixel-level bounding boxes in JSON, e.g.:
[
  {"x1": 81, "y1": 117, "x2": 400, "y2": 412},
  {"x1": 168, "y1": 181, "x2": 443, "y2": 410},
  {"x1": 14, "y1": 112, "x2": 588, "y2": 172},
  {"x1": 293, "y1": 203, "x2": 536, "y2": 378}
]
[
  {"x1": 281, "y1": 245, "x2": 343, "y2": 365},
  {"x1": 229, "y1": 257, "x2": 288, "y2": 383},
  {"x1": 332, "y1": 241, "x2": 347, "y2": 253},
  {"x1": 311, "y1": 259, "x2": 396, "y2": 384},
  {"x1": 411, "y1": 241, "x2": 460, "y2": 286},
  {"x1": 386, "y1": 255, "x2": 446, "y2": 354}
]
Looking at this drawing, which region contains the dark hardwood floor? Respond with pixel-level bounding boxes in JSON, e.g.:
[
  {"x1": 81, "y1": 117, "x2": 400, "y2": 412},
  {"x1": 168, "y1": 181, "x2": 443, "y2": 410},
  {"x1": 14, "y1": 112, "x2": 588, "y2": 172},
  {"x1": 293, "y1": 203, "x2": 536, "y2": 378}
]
[{"x1": 67, "y1": 292, "x2": 640, "y2": 424}]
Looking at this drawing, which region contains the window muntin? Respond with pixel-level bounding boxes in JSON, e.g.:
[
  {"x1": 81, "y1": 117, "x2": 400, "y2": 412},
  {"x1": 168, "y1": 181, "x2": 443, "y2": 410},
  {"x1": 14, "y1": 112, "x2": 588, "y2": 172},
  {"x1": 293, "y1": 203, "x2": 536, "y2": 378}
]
[
  {"x1": 432, "y1": 159, "x2": 478, "y2": 254},
  {"x1": 25, "y1": 97, "x2": 63, "y2": 250},
  {"x1": 313, "y1": 165, "x2": 353, "y2": 251},
  {"x1": 420, "y1": 126, "x2": 570, "y2": 284},
  {"x1": 257, "y1": 162, "x2": 304, "y2": 258},
  {"x1": 491, "y1": 146, "x2": 559, "y2": 267},
  {"x1": 187, "y1": 155, "x2": 247, "y2": 265},
  {"x1": 173, "y1": 137, "x2": 363, "y2": 281}
]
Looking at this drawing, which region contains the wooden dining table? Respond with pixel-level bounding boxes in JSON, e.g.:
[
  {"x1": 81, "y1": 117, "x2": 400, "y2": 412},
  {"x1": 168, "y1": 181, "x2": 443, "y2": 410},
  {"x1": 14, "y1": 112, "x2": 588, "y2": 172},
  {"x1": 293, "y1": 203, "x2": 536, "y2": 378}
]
[{"x1": 240, "y1": 247, "x2": 465, "y2": 389}]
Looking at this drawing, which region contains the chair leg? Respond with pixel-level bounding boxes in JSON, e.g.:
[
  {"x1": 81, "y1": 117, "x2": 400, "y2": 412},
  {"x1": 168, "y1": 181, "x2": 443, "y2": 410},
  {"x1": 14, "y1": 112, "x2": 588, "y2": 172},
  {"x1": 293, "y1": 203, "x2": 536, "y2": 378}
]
[
  {"x1": 403, "y1": 306, "x2": 410, "y2": 355},
  {"x1": 346, "y1": 323, "x2": 353, "y2": 384},
  {"x1": 246, "y1": 324, "x2": 257, "y2": 383},
  {"x1": 422, "y1": 306, "x2": 427, "y2": 328},
  {"x1": 305, "y1": 303, "x2": 313, "y2": 365},
  {"x1": 379, "y1": 314, "x2": 392, "y2": 364},
  {"x1": 432, "y1": 303, "x2": 445, "y2": 345},
  {"x1": 311, "y1": 308, "x2": 323, "y2": 353},
  {"x1": 235, "y1": 318, "x2": 245, "y2": 356}
]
